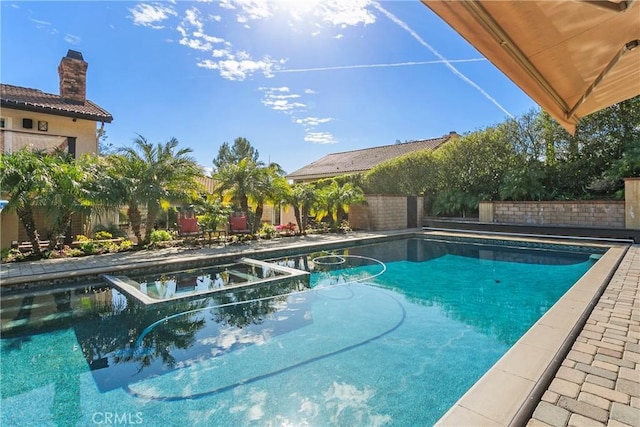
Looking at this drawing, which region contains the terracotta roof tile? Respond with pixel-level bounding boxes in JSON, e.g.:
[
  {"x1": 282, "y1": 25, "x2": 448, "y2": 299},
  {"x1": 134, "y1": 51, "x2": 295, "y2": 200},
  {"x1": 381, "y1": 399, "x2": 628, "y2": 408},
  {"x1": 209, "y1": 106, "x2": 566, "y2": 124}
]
[
  {"x1": 287, "y1": 135, "x2": 452, "y2": 179},
  {"x1": 0, "y1": 83, "x2": 113, "y2": 123}
]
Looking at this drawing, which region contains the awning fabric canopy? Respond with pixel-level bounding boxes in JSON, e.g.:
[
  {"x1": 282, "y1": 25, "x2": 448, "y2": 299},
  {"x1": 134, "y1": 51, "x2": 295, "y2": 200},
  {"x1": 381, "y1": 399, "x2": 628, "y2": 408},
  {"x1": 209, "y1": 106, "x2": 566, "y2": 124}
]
[{"x1": 421, "y1": 0, "x2": 640, "y2": 134}]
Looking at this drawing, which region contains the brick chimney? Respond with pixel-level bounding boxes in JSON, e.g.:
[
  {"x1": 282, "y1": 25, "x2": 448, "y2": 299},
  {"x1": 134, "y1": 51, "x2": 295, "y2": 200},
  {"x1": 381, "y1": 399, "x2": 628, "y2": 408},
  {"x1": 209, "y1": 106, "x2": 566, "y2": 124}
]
[{"x1": 58, "y1": 50, "x2": 88, "y2": 104}]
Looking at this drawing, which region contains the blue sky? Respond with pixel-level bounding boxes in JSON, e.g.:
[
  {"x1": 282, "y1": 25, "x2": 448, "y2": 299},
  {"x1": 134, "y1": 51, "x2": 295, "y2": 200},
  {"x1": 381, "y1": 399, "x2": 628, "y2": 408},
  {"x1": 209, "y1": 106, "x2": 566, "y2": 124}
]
[{"x1": 1, "y1": 0, "x2": 538, "y2": 174}]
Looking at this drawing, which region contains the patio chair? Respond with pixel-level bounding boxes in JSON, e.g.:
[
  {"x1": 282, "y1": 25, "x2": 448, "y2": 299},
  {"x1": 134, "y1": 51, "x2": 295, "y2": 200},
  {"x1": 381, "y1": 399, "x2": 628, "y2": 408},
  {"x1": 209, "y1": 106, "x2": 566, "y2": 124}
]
[
  {"x1": 177, "y1": 215, "x2": 201, "y2": 239},
  {"x1": 229, "y1": 213, "x2": 250, "y2": 235}
]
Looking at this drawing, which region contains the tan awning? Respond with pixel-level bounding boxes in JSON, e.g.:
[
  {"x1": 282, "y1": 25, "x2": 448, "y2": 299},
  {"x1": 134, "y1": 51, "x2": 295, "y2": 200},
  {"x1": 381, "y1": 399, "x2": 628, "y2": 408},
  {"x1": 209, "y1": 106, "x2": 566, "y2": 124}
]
[{"x1": 421, "y1": 0, "x2": 640, "y2": 134}]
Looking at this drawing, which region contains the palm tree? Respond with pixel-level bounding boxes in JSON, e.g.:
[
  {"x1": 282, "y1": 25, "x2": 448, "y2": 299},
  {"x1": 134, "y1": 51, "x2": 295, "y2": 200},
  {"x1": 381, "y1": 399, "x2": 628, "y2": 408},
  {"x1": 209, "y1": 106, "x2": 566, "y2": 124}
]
[
  {"x1": 109, "y1": 135, "x2": 203, "y2": 245},
  {"x1": 0, "y1": 149, "x2": 50, "y2": 256},
  {"x1": 213, "y1": 157, "x2": 262, "y2": 222},
  {"x1": 40, "y1": 152, "x2": 103, "y2": 248},
  {"x1": 315, "y1": 179, "x2": 365, "y2": 228},
  {"x1": 287, "y1": 183, "x2": 318, "y2": 235},
  {"x1": 249, "y1": 163, "x2": 290, "y2": 233},
  {"x1": 214, "y1": 158, "x2": 290, "y2": 233}
]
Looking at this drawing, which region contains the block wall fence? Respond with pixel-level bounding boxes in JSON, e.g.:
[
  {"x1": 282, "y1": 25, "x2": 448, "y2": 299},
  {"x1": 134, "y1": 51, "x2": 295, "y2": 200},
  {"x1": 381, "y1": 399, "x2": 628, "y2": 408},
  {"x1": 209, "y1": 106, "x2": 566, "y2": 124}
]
[
  {"x1": 478, "y1": 178, "x2": 640, "y2": 230},
  {"x1": 349, "y1": 195, "x2": 423, "y2": 231},
  {"x1": 348, "y1": 179, "x2": 639, "y2": 232}
]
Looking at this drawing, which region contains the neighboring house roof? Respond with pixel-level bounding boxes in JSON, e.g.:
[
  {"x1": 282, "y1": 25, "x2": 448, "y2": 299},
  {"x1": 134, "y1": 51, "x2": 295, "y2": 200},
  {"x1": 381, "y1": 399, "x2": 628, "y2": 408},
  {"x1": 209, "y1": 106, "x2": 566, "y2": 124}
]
[
  {"x1": 287, "y1": 133, "x2": 455, "y2": 181},
  {"x1": 0, "y1": 83, "x2": 113, "y2": 123}
]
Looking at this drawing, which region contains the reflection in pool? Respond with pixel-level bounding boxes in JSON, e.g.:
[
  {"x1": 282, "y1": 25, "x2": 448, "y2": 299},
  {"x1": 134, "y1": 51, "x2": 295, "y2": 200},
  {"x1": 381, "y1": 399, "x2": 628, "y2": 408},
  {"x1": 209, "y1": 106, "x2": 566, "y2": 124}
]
[{"x1": 0, "y1": 238, "x2": 602, "y2": 426}]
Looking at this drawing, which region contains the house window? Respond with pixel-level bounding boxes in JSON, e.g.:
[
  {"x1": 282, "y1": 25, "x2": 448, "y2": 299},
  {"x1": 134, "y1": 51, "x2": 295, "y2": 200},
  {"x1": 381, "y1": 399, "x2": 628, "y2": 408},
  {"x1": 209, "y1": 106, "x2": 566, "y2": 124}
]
[{"x1": 0, "y1": 118, "x2": 5, "y2": 128}]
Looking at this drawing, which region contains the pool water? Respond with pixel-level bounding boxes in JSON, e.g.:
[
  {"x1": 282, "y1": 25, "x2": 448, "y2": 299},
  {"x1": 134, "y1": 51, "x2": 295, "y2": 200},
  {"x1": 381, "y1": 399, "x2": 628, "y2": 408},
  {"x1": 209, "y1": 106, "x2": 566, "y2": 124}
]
[{"x1": 0, "y1": 238, "x2": 599, "y2": 426}]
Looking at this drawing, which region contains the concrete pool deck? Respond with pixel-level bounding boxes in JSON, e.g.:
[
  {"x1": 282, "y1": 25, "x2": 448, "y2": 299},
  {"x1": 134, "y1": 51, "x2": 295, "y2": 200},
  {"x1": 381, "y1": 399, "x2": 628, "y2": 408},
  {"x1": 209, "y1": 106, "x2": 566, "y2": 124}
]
[{"x1": 1, "y1": 230, "x2": 638, "y2": 426}]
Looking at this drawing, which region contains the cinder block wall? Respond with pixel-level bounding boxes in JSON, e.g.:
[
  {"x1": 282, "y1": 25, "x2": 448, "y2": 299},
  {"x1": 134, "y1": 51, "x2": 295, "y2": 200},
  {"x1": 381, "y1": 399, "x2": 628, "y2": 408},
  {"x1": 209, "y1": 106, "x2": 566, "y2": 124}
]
[
  {"x1": 349, "y1": 195, "x2": 422, "y2": 231},
  {"x1": 487, "y1": 201, "x2": 625, "y2": 228}
]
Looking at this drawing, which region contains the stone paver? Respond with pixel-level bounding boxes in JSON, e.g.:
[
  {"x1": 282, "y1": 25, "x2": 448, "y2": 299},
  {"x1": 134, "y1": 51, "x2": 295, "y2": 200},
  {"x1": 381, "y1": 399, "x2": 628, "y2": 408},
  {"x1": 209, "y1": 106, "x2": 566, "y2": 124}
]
[{"x1": 529, "y1": 245, "x2": 640, "y2": 427}]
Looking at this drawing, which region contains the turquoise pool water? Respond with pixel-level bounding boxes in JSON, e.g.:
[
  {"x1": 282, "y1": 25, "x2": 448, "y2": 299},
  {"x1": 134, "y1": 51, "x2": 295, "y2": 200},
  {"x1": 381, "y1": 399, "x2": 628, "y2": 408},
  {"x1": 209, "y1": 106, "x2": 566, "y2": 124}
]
[{"x1": 0, "y1": 238, "x2": 600, "y2": 426}]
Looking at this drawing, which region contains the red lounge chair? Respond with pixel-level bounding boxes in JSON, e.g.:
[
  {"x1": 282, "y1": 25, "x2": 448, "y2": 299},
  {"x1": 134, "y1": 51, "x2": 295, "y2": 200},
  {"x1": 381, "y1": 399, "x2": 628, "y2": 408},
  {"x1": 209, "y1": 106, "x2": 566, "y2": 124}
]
[
  {"x1": 177, "y1": 217, "x2": 201, "y2": 238},
  {"x1": 229, "y1": 214, "x2": 250, "y2": 235}
]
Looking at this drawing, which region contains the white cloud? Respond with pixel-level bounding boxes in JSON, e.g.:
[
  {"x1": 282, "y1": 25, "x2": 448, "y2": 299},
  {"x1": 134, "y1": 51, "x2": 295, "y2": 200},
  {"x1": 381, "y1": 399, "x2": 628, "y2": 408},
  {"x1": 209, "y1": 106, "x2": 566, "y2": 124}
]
[
  {"x1": 184, "y1": 7, "x2": 204, "y2": 30},
  {"x1": 30, "y1": 18, "x2": 57, "y2": 35},
  {"x1": 219, "y1": 0, "x2": 272, "y2": 22},
  {"x1": 179, "y1": 37, "x2": 212, "y2": 51},
  {"x1": 194, "y1": 32, "x2": 225, "y2": 44},
  {"x1": 198, "y1": 57, "x2": 280, "y2": 81},
  {"x1": 296, "y1": 117, "x2": 332, "y2": 127},
  {"x1": 218, "y1": 0, "x2": 235, "y2": 10},
  {"x1": 177, "y1": 7, "x2": 228, "y2": 57},
  {"x1": 212, "y1": 48, "x2": 230, "y2": 58},
  {"x1": 64, "y1": 34, "x2": 81, "y2": 45},
  {"x1": 129, "y1": 3, "x2": 177, "y2": 29},
  {"x1": 260, "y1": 87, "x2": 307, "y2": 113},
  {"x1": 30, "y1": 18, "x2": 52, "y2": 25},
  {"x1": 263, "y1": 99, "x2": 306, "y2": 111},
  {"x1": 317, "y1": 0, "x2": 376, "y2": 27},
  {"x1": 304, "y1": 89, "x2": 316, "y2": 94},
  {"x1": 269, "y1": 94, "x2": 300, "y2": 100},
  {"x1": 305, "y1": 132, "x2": 337, "y2": 144}
]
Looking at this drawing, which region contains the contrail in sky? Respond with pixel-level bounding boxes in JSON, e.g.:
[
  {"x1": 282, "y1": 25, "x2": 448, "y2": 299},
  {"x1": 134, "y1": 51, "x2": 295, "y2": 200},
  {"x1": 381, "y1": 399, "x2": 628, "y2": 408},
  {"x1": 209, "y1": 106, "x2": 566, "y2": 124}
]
[
  {"x1": 372, "y1": 2, "x2": 514, "y2": 118},
  {"x1": 276, "y1": 58, "x2": 487, "y2": 73}
]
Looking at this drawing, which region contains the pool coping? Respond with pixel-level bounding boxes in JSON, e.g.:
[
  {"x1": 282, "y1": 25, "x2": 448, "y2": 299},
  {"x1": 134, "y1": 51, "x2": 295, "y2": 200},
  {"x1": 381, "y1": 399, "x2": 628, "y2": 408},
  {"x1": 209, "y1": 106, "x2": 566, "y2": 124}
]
[{"x1": 431, "y1": 235, "x2": 630, "y2": 426}]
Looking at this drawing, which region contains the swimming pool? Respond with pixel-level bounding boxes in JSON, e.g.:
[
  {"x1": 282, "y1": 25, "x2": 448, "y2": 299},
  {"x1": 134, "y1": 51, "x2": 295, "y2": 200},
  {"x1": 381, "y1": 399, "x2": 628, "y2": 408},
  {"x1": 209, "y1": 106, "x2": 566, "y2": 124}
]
[{"x1": 0, "y1": 237, "x2": 605, "y2": 426}]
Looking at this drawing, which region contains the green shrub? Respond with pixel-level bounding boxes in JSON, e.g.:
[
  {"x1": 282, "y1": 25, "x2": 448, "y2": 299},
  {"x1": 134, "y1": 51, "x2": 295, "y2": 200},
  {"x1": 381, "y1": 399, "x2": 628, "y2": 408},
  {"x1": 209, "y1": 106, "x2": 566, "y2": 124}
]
[
  {"x1": 68, "y1": 248, "x2": 85, "y2": 257},
  {"x1": 79, "y1": 241, "x2": 98, "y2": 255},
  {"x1": 118, "y1": 239, "x2": 135, "y2": 252},
  {"x1": 150, "y1": 230, "x2": 173, "y2": 243},
  {"x1": 1, "y1": 248, "x2": 24, "y2": 262},
  {"x1": 259, "y1": 223, "x2": 277, "y2": 239},
  {"x1": 92, "y1": 224, "x2": 127, "y2": 238},
  {"x1": 76, "y1": 234, "x2": 90, "y2": 242},
  {"x1": 94, "y1": 231, "x2": 113, "y2": 240}
]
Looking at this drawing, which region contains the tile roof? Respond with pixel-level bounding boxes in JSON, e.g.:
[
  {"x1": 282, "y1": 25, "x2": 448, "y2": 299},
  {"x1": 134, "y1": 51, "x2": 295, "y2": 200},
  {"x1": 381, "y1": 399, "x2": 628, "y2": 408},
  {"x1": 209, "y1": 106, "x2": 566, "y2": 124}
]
[
  {"x1": 0, "y1": 83, "x2": 113, "y2": 123},
  {"x1": 287, "y1": 134, "x2": 453, "y2": 179}
]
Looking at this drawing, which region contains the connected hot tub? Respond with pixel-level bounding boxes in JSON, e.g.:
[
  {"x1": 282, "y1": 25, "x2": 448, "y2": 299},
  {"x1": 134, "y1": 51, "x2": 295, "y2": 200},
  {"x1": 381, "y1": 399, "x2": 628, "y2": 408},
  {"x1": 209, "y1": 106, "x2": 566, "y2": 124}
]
[{"x1": 104, "y1": 257, "x2": 310, "y2": 305}]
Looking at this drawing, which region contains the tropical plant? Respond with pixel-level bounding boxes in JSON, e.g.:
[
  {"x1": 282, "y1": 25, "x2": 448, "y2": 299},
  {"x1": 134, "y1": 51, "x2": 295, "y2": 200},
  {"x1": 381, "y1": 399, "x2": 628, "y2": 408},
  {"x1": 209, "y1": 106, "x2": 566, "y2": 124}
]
[
  {"x1": 212, "y1": 137, "x2": 288, "y2": 233},
  {"x1": 0, "y1": 149, "x2": 51, "y2": 256},
  {"x1": 108, "y1": 135, "x2": 203, "y2": 245},
  {"x1": 314, "y1": 178, "x2": 365, "y2": 227},
  {"x1": 286, "y1": 183, "x2": 318, "y2": 235},
  {"x1": 149, "y1": 230, "x2": 173, "y2": 243},
  {"x1": 94, "y1": 231, "x2": 113, "y2": 240},
  {"x1": 41, "y1": 152, "x2": 101, "y2": 248},
  {"x1": 193, "y1": 194, "x2": 232, "y2": 231},
  {"x1": 248, "y1": 163, "x2": 290, "y2": 233},
  {"x1": 259, "y1": 223, "x2": 277, "y2": 239}
]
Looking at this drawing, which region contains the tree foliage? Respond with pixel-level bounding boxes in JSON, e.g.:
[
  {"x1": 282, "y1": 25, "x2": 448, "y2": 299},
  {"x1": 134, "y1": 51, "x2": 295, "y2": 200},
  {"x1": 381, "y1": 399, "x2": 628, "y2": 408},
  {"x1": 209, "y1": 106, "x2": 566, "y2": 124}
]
[
  {"x1": 363, "y1": 96, "x2": 640, "y2": 216},
  {"x1": 212, "y1": 137, "x2": 259, "y2": 170},
  {"x1": 108, "y1": 135, "x2": 203, "y2": 244}
]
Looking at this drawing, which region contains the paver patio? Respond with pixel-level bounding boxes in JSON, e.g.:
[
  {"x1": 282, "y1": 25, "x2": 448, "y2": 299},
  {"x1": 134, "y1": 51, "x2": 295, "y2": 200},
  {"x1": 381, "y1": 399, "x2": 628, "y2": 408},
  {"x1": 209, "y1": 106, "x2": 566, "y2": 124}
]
[{"x1": 528, "y1": 245, "x2": 640, "y2": 427}]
